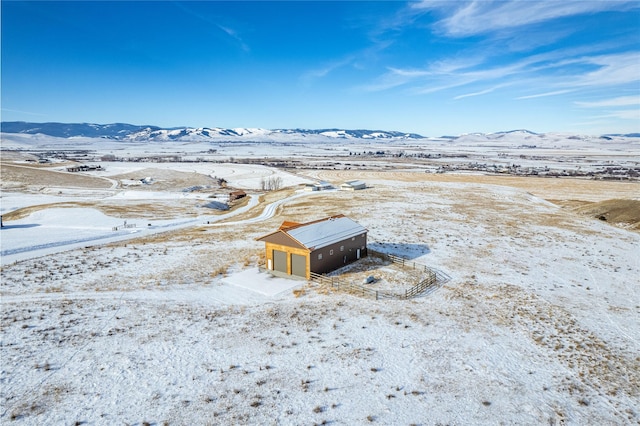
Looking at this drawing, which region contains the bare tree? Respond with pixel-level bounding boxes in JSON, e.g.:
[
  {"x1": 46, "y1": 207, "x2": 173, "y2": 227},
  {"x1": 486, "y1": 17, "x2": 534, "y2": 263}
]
[
  {"x1": 270, "y1": 176, "x2": 282, "y2": 191},
  {"x1": 260, "y1": 176, "x2": 283, "y2": 191}
]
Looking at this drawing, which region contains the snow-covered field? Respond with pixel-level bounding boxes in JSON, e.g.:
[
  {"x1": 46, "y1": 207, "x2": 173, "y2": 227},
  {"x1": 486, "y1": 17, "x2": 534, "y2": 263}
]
[{"x1": 1, "y1": 135, "x2": 639, "y2": 425}]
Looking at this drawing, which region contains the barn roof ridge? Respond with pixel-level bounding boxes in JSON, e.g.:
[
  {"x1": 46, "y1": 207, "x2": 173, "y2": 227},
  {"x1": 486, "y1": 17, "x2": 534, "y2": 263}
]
[
  {"x1": 279, "y1": 214, "x2": 345, "y2": 231},
  {"x1": 256, "y1": 214, "x2": 366, "y2": 251},
  {"x1": 284, "y1": 215, "x2": 366, "y2": 250}
]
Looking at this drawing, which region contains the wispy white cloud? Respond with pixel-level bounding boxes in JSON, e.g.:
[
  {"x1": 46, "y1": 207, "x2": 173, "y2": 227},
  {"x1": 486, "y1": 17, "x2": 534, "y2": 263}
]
[
  {"x1": 604, "y1": 109, "x2": 640, "y2": 120},
  {"x1": 174, "y1": 2, "x2": 250, "y2": 53},
  {"x1": 300, "y1": 57, "x2": 355, "y2": 87},
  {"x1": 454, "y1": 83, "x2": 512, "y2": 100},
  {"x1": 453, "y1": 87, "x2": 495, "y2": 100},
  {"x1": 517, "y1": 90, "x2": 575, "y2": 100},
  {"x1": 412, "y1": 0, "x2": 639, "y2": 37},
  {"x1": 575, "y1": 95, "x2": 640, "y2": 108},
  {"x1": 362, "y1": 54, "x2": 507, "y2": 94},
  {"x1": 358, "y1": 66, "x2": 431, "y2": 92},
  {"x1": 302, "y1": 38, "x2": 394, "y2": 88},
  {"x1": 574, "y1": 52, "x2": 640, "y2": 87},
  {"x1": 581, "y1": 109, "x2": 640, "y2": 123},
  {"x1": 216, "y1": 24, "x2": 250, "y2": 53},
  {"x1": 355, "y1": 0, "x2": 640, "y2": 132},
  {"x1": 364, "y1": 44, "x2": 640, "y2": 106},
  {"x1": 574, "y1": 95, "x2": 640, "y2": 122},
  {"x1": 365, "y1": 49, "x2": 562, "y2": 95}
]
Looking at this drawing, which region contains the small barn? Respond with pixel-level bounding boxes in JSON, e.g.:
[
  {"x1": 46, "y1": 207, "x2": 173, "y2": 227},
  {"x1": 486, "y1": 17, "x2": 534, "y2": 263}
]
[
  {"x1": 256, "y1": 214, "x2": 367, "y2": 279},
  {"x1": 229, "y1": 190, "x2": 246, "y2": 201},
  {"x1": 340, "y1": 180, "x2": 366, "y2": 191},
  {"x1": 304, "y1": 181, "x2": 334, "y2": 192}
]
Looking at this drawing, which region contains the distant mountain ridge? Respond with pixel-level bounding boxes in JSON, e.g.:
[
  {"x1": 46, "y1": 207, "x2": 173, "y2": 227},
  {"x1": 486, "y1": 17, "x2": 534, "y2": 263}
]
[
  {"x1": 2, "y1": 122, "x2": 638, "y2": 142},
  {"x1": 0, "y1": 122, "x2": 162, "y2": 139},
  {"x1": 0, "y1": 121, "x2": 425, "y2": 141}
]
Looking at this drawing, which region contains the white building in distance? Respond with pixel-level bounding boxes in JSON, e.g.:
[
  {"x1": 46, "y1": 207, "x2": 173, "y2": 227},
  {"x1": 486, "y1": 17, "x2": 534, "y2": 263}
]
[{"x1": 340, "y1": 180, "x2": 366, "y2": 191}]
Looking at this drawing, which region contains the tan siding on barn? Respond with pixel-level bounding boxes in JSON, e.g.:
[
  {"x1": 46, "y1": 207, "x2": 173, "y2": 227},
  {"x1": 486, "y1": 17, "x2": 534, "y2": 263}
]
[{"x1": 262, "y1": 241, "x2": 310, "y2": 278}]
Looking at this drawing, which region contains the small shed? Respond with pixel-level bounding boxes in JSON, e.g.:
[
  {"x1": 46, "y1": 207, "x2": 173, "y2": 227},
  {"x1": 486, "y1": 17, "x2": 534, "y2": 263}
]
[
  {"x1": 340, "y1": 180, "x2": 366, "y2": 191},
  {"x1": 256, "y1": 214, "x2": 368, "y2": 279}
]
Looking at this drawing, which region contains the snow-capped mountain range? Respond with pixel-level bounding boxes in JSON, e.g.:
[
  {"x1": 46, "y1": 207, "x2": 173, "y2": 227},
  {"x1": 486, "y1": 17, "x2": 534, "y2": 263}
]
[
  {"x1": 0, "y1": 122, "x2": 425, "y2": 141},
  {"x1": 1, "y1": 122, "x2": 638, "y2": 145}
]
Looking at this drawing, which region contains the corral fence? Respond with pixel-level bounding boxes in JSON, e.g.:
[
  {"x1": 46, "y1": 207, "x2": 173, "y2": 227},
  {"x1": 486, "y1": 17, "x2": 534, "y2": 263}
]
[{"x1": 310, "y1": 249, "x2": 450, "y2": 300}]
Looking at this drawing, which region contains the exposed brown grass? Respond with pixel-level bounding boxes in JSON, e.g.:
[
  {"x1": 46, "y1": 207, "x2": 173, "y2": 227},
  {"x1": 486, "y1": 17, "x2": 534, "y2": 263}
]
[
  {"x1": 1, "y1": 200, "x2": 205, "y2": 221},
  {"x1": 0, "y1": 151, "x2": 40, "y2": 162},
  {"x1": 1, "y1": 163, "x2": 113, "y2": 189},
  {"x1": 567, "y1": 199, "x2": 640, "y2": 230},
  {"x1": 2, "y1": 194, "x2": 251, "y2": 223},
  {"x1": 94, "y1": 202, "x2": 203, "y2": 219},
  {"x1": 109, "y1": 167, "x2": 218, "y2": 191},
  {"x1": 1, "y1": 202, "x2": 95, "y2": 221},
  {"x1": 299, "y1": 169, "x2": 639, "y2": 202}
]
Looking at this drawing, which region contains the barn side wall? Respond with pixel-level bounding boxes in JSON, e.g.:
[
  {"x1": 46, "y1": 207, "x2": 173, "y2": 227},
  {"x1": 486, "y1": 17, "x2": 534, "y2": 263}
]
[{"x1": 309, "y1": 232, "x2": 367, "y2": 275}]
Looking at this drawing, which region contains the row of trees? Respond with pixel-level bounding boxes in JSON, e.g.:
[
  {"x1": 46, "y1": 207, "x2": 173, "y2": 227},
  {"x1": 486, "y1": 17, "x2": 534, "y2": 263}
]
[{"x1": 260, "y1": 176, "x2": 283, "y2": 191}]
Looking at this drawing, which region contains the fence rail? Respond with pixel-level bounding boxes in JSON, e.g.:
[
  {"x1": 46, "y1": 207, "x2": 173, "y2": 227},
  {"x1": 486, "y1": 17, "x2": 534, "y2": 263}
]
[
  {"x1": 371, "y1": 250, "x2": 449, "y2": 283},
  {"x1": 309, "y1": 250, "x2": 449, "y2": 300}
]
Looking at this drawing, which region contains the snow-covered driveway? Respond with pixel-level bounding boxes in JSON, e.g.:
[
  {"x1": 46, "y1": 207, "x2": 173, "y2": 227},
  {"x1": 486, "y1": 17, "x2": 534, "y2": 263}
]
[{"x1": 0, "y1": 189, "x2": 323, "y2": 265}]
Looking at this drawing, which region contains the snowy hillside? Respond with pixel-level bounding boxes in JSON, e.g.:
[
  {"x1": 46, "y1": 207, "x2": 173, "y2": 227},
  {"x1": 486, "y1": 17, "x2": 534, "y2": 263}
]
[
  {"x1": 3, "y1": 122, "x2": 639, "y2": 148},
  {"x1": 1, "y1": 134, "x2": 639, "y2": 424},
  {"x1": 449, "y1": 129, "x2": 639, "y2": 147},
  {"x1": 1, "y1": 168, "x2": 639, "y2": 425},
  {"x1": 0, "y1": 122, "x2": 425, "y2": 142}
]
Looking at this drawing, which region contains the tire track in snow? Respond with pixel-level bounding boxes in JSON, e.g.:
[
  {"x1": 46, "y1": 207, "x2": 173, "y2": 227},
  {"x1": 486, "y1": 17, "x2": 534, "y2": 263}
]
[
  {"x1": 211, "y1": 190, "x2": 328, "y2": 226},
  {"x1": 0, "y1": 229, "x2": 139, "y2": 257},
  {"x1": 0, "y1": 189, "x2": 313, "y2": 265}
]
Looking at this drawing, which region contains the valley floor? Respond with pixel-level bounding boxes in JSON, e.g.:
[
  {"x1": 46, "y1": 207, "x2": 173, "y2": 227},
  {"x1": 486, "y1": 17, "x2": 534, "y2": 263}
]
[{"x1": 1, "y1": 156, "x2": 639, "y2": 425}]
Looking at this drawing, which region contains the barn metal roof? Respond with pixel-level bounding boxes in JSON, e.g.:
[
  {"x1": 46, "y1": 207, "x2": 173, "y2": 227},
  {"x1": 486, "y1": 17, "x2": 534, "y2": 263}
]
[
  {"x1": 341, "y1": 180, "x2": 366, "y2": 187},
  {"x1": 285, "y1": 215, "x2": 367, "y2": 250}
]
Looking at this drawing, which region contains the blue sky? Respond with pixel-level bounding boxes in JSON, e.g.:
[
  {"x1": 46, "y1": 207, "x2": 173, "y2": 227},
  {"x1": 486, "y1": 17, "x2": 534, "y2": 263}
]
[{"x1": 2, "y1": 1, "x2": 639, "y2": 136}]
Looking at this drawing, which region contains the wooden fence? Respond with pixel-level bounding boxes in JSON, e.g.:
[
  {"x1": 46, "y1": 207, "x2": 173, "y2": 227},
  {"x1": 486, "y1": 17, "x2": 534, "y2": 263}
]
[
  {"x1": 309, "y1": 250, "x2": 448, "y2": 300},
  {"x1": 310, "y1": 272, "x2": 385, "y2": 299}
]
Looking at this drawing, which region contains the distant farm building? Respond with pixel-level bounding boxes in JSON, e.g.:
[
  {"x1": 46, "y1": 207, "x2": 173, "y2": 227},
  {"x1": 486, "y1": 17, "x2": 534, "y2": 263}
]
[
  {"x1": 257, "y1": 214, "x2": 368, "y2": 279},
  {"x1": 229, "y1": 190, "x2": 247, "y2": 201},
  {"x1": 304, "y1": 181, "x2": 334, "y2": 192},
  {"x1": 66, "y1": 165, "x2": 103, "y2": 172},
  {"x1": 120, "y1": 179, "x2": 144, "y2": 186},
  {"x1": 340, "y1": 180, "x2": 366, "y2": 191}
]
